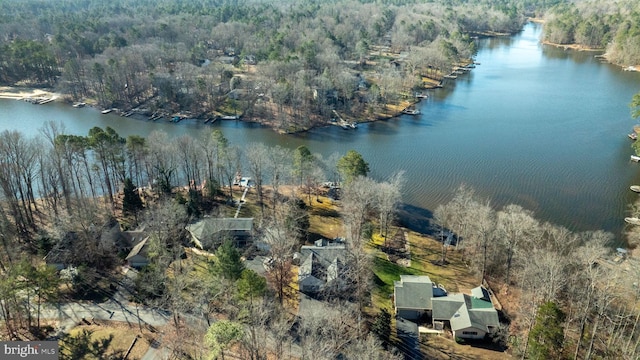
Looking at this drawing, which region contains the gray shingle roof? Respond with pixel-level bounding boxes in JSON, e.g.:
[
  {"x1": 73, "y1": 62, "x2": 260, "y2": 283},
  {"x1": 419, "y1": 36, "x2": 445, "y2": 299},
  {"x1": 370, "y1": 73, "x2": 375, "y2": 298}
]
[
  {"x1": 432, "y1": 293, "x2": 465, "y2": 321},
  {"x1": 394, "y1": 275, "x2": 433, "y2": 310},
  {"x1": 433, "y1": 292, "x2": 499, "y2": 332}
]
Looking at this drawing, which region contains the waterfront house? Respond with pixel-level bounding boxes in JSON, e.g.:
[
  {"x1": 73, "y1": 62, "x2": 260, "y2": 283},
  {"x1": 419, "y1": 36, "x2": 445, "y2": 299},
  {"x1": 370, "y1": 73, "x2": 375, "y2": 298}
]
[
  {"x1": 393, "y1": 275, "x2": 500, "y2": 340},
  {"x1": 298, "y1": 239, "x2": 348, "y2": 295},
  {"x1": 393, "y1": 275, "x2": 434, "y2": 320},
  {"x1": 186, "y1": 217, "x2": 254, "y2": 249},
  {"x1": 431, "y1": 286, "x2": 499, "y2": 340}
]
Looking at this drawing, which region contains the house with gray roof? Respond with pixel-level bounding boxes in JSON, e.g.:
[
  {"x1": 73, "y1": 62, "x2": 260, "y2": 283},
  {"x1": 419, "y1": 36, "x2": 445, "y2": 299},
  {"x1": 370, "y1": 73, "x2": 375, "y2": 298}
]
[
  {"x1": 393, "y1": 275, "x2": 500, "y2": 340},
  {"x1": 298, "y1": 239, "x2": 347, "y2": 295},
  {"x1": 431, "y1": 286, "x2": 499, "y2": 340},
  {"x1": 393, "y1": 275, "x2": 434, "y2": 320},
  {"x1": 186, "y1": 217, "x2": 253, "y2": 249}
]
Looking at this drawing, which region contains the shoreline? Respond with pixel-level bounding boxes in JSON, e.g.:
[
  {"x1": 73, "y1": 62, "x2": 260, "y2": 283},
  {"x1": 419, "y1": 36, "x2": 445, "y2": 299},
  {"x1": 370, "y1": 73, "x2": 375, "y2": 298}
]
[
  {"x1": 0, "y1": 86, "x2": 61, "y2": 101},
  {"x1": 0, "y1": 84, "x2": 428, "y2": 134}
]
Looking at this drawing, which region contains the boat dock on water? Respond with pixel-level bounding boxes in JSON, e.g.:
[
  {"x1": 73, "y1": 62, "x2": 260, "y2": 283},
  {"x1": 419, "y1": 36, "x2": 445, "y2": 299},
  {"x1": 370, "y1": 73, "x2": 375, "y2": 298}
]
[{"x1": 402, "y1": 108, "x2": 421, "y2": 115}]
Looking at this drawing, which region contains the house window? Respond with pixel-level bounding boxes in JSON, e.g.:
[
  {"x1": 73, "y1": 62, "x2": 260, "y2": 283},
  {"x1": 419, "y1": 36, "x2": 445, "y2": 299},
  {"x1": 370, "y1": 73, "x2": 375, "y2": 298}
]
[{"x1": 462, "y1": 331, "x2": 478, "y2": 336}]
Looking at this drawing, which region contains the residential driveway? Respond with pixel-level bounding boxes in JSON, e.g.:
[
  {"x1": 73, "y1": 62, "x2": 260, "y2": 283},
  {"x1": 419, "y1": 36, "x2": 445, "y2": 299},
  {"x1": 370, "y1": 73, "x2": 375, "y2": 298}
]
[{"x1": 245, "y1": 255, "x2": 268, "y2": 276}]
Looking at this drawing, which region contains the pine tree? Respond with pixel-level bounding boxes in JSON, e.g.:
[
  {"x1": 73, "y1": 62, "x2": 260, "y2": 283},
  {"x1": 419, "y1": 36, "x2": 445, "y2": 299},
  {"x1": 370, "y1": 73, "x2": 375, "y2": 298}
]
[
  {"x1": 212, "y1": 240, "x2": 245, "y2": 281},
  {"x1": 528, "y1": 301, "x2": 566, "y2": 360},
  {"x1": 122, "y1": 177, "x2": 143, "y2": 214}
]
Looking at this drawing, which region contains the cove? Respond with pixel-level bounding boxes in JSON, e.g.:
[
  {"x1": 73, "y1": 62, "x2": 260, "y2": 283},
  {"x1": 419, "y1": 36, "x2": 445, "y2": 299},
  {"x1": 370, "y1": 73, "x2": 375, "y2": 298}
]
[{"x1": 1, "y1": 22, "x2": 639, "y2": 236}]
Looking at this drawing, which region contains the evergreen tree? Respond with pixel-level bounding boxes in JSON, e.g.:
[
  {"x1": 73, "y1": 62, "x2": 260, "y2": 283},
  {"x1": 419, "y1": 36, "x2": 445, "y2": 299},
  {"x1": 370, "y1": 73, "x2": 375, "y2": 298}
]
[
  {"x1": 528, "y1": 301, "x2": 566, "y2": 360},
  {"x1": 237, "y1": 269, "x2": 267, "y2": 301},
  {"x1": 122, "y1": 177, "x2": 143, "y2": 215},
  {"x1": 212, "y1": 240, "x2": 245, "y2": 281},
  {"x1": 337, "y1": 150, "x2": 369, "y2": 184},
  {"x1": 205, "y1": 320, "x2": 244, "y2": 360}
]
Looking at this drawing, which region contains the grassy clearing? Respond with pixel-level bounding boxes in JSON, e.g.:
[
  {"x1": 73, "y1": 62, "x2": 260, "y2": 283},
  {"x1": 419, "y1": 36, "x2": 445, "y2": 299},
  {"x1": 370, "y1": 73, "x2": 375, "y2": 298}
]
[
  {"x1": 307, "y1": 195, "x2": 343, "y2": 241},
  {"x1": 63, "y1": 322, "x2": 153, "y2": 360}
]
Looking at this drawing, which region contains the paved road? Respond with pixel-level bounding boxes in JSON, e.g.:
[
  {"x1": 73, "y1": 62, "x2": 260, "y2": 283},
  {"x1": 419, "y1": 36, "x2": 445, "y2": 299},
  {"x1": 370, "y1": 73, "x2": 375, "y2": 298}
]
[
  {"x1": 37, "y1": 267, "x2": 208, "y2": 360},
  {"x1": 40, "y1": 300, "x2": 170, "y2": 334}
]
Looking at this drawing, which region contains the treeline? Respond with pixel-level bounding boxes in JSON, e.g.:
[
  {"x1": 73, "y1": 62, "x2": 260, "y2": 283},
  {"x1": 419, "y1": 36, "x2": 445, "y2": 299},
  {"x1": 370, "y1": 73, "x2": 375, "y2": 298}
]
[
  {"x1": 0, "y1": 121, "x2": 367, "y2": 234},
  {"x1": 0, "y1": 0, "x2": 532, "y2": 131},
  {"x1": 543, "y1": 0, "x2": 640, "y2": 65},
  {"x1": 434, "y1": 186, "x2": 640, "y2": 359}
]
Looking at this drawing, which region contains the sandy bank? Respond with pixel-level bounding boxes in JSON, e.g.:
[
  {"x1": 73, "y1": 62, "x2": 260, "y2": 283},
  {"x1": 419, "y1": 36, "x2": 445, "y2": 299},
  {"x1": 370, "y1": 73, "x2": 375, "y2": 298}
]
[{"x1": 0, "y1": 86, "x2": 61, "y2": 100}]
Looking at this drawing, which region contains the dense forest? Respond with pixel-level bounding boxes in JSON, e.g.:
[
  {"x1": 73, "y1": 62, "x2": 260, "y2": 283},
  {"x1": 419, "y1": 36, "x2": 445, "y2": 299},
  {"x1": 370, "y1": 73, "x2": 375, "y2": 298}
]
[
  {"x1": 543, "y1": 0, "x2": 640, "y2": 66},
  {"x1": 0, "y1": 0, "x2": 538, "y2": 132}
]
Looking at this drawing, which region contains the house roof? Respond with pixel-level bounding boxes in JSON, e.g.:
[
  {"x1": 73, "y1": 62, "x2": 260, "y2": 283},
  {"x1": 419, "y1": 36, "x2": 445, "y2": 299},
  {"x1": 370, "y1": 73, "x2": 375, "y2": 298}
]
[
  {"x1": 298, "y1": 273, "x2": 325, "y2": 289},
  {"x1": 299, "y1": 244, "x2": 346, "y2": 269},
  {"x1": 432, "y1": 293, "x2": 465, "y2": 321},
  {"x1": 450, "y1": 302, "x2": 481, "y2": 331},
  {"x1": 471, "y1": 286, "x2": 491, "y2": 302},
  {"x1": 433, "y1": 292, "x2": 499, "y2": 332},
  {"x1": 298, "y1": 246, "x2": 347, "y2": 289},
  {"x1": 394, "y1": 275, "x2": 433, "y2": 310},
  {"x1": 126, "y1": 237, "x2": 149, "y2": 260},
  {"x1": 186, "y1": 218, "x2": 253, "y2": 240}
]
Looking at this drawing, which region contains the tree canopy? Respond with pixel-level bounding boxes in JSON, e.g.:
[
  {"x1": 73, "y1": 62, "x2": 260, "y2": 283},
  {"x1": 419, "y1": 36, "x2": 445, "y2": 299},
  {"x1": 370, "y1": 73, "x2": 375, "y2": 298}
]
[{"x1": 337, "y1": 150, "x2": 370, "y2": 184}]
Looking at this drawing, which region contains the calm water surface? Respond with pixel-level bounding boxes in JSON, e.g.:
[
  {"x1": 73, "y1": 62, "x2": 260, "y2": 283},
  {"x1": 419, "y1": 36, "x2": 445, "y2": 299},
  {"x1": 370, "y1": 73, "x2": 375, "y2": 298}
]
[{"x1": 1, "y1": 23, "x2": 639, "y2": 236}]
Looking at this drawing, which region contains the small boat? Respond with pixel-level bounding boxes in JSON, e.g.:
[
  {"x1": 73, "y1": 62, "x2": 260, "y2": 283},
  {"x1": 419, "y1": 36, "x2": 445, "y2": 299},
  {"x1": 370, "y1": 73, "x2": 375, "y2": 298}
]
[
  {"x1": 630, "y1": 133, "x2": 637, "y2": 140},
  {"x1": 632, "y1": 155, "x2": 640, "y2": 162},
  {"x1": 349, "y1": 122, "x2": 358, "y2": 129},
  {"x1": 402, "y1": 109, "x2": 421, "y2": 115},
  {"x1": 101, "y1": 108, "x2": 113, "y2": 114},
  {"x1": 631, "y1": 186, "x2": 640, "y2": 193},
  {"x1": 415, "y1": 93, "x2": 429, "y2": 99},
  {"x1": 625, "y1": 217, "x2": 640, "y2": 225},
  {"x1": 72, "y1": 102, "x2": 86, "y2": 108}
]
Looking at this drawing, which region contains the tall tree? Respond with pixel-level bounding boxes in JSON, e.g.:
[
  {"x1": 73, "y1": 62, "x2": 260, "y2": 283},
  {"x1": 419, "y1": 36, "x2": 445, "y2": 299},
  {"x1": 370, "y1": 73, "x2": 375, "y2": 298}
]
[
  {"x1": 205, "y1": 320, "x2": 244, "y2": 360},
  {"x1": 528, "y1": 301, "x2": 566, "y2": 360},
  {"x1": 213, "y1": 240, "x2": 245, "y2": 282},
  {"x1": 337, "y1": 150, "x2": 369, "y2": 184},
  {"x1": 293, "y1": 145, "x2": 314, "y2": 187},
  {"x1": 375, "y1": 171, "x2": 404, "y2": 239},
  {"x1": 245, "y1": 142, "x2": 269, "y2": 213},
  {"x1": 122, "y1": 177, "x2": 144, "y2": 216}
]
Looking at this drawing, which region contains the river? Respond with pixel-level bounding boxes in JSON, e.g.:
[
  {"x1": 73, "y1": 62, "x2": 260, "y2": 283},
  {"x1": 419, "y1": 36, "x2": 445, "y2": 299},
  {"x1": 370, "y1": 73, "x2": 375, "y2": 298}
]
[{"x1": 1, "y1": 23, "x2": 639, "y2": 236}]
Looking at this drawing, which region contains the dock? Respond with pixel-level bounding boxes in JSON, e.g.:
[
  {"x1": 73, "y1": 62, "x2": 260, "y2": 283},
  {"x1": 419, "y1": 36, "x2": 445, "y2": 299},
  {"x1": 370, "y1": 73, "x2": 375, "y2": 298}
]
[{"x1": 38, "y1": 97, "x2": 55, "y2": 105}]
